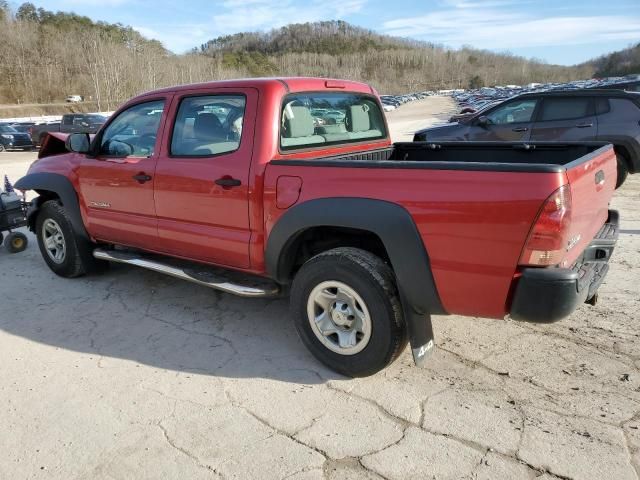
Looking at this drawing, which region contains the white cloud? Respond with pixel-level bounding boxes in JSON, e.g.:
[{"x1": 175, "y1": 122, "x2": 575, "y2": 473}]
[
  {"x1": 132, "y1": 0, "x2": 366, "y2": 53},
  {"x1": 211, "y1": 0, "x2": 367, "y2": 36},
  {"x1": 58, "y1": 0, "x2": 129, "y2": 5},
  {"x1": 382, "y1": 4, "x2": 640, "y2": 53}
]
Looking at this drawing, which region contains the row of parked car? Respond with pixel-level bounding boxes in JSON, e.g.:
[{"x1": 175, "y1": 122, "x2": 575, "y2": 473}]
[
  {"x1": 449, "y1": 75, "x2": 640, "y2": 121},
  {"x1": 414, "y1": 74, "x2": 640, "y2": 188},
  {"x1": 0, "y1": 113, "x2": 108, "y2": 152},
  {"x1": 380, "y1": 92, "x2": 436, "y2": 111}
]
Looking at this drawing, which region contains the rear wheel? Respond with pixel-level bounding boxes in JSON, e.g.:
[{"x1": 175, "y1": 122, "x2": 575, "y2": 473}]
[
  {"x1": 0, "y1": 143, "x2": 5, "y2": 152},
  {"x1": 35, "y1": 200, "x2": 107, "y2": 277},
  {"x1": 5, "y1": 232, "x2": 28, "y2": 253},
  {"x1": 290, "y1": 247, "x2": 407, "y2": 377},
  {"x1": 616, "y1": 154, "x2": 629, "y2": 189}
]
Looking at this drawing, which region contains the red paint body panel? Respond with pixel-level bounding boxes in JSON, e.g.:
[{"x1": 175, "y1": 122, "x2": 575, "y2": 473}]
[
  {"x1": 263, "y1": 165, "x2": 565, "y2": 318},
  {"x1": 23, "y1": 77, "x2": 617, "y2": 321},
  {"x1": 561, "y1": 148, "x2": 617, "y2": 267}
]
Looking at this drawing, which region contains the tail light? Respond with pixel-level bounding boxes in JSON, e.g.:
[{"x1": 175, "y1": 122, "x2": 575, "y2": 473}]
[{"x1": 519, "y1": 185, "x2": 572, "y2": 266}]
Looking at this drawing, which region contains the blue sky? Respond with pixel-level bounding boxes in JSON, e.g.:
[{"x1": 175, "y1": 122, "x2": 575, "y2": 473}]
[{"x1": 20, "y1": 0, "x2": 640, "y2": 65}]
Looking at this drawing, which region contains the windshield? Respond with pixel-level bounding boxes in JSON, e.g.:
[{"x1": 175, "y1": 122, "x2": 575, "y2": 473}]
[
  {"x1": 0, "y1": 125, "x2": 19, "y2": 133},
  {"x1": 280, "y1": 92, "x2": 387, "y2": 150}
]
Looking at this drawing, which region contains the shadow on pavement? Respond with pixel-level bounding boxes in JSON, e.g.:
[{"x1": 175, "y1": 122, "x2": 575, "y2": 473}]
[
  {"x1": 0, "y1": 235, "x2": 342, "y2": 384},
  {"x1": 620, "y1": 229, "x2": 640, "y2": 235}
]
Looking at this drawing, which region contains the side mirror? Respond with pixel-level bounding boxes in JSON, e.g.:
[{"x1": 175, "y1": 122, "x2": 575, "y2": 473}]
[
  {"x1": 477, "y1": 116, "x2": 489, "y2": 127},
  {"x1": 65, "y1": 133, "x2": 91, "y2": 153}
]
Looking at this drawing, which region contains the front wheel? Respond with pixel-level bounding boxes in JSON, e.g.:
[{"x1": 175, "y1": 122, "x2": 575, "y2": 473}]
[
  {"x1": 290, "y1": 247, "x2": 407, "y2": 377},
  {"x1": 35, "y1": 200, "x2": 107, "y2": 277}
]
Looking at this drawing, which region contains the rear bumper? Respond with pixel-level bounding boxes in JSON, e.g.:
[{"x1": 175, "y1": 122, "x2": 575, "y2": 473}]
[{"x1": 510, "y1": 210, "x2": 619, "y2": 323}]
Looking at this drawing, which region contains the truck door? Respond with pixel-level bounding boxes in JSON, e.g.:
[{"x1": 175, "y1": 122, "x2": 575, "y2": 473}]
[
  {"x1": 77, "y1": 97, "x2": 169, "y2": 249},
  {"x1": 467, "y1": 98, "x2": 537, "y2": 141},
  {"x1": 153, "y1": 88, "x2": 257, "y2": 269},
  {"x1": 530, "y1": 96, "x2": 596, "y2": 141},
  {"x1": 61, "y1": 115, "x2": 75, "y2": 134}
]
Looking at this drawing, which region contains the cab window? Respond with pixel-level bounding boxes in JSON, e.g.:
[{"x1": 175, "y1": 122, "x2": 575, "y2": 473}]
[
  {"x1": 280, "y1": 93, "x2": 386, "y2": 150},
  {"x1": 171, "y1": 95, "x2": 246, "y2": 157},
  {"x1": 485, "y1": 99, "x2": 538, "y2": 125},
  {"x1": 99, "y1": 100, "x2": 165, "y2": 157}
]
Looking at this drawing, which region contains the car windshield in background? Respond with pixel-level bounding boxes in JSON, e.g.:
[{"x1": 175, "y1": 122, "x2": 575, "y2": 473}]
[
  {"x1": 280, "y1": 93, "x2": 386, "y2": 150},
  {"x1": 0, "y1": 125, "x2": 19, "y2": 133}
]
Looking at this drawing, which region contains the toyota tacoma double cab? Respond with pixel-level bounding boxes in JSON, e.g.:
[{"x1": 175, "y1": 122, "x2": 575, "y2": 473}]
[{"x1": 16, "y1": 77, "x2": 619, "y2": 376}]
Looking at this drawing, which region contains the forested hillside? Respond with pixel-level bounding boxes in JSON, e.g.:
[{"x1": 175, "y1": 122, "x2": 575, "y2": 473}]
[
  {"x1": 0, "y1": 3, "x2": 597, "y2": 109},
  {"x1": 587, "y1": 43, "x2": 640, "y2": 77}
]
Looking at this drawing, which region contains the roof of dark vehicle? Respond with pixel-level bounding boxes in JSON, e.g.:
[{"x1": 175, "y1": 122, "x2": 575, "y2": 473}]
[{"x1": 517, "y1": 89, "x2": 639, "y2": 98}]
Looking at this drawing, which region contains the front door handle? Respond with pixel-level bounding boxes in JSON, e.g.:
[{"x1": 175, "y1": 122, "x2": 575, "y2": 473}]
[
  {"x1": 512, "y1": 127, "x2": 528, "y2": 132},
  {"x1": 576, "y1": 123, "x2": 593, "y2": 128},
  {"x1": 132, "y1": 173, "x2": 152, "y2": 184},
  {"x1": 215, "y1": 177, "x2": 241, "y2": 188}
]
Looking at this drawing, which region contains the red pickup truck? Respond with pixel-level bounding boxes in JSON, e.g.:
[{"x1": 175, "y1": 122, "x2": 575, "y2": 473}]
[{"x1": 16, "y1": 77, "x2": 619, "y2": 376}]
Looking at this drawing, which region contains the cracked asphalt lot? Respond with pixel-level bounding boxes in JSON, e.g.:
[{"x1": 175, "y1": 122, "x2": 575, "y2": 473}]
[{"x1": 1, "y1": 97, "x2": 639, "y2": 479}]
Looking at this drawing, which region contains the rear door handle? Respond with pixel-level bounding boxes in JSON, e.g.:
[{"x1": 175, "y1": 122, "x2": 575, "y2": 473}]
[
  {"x1": 132, "y1": 173, "x2": 152, "y2": 184},
  {"x1": 576, "y1": 123, "x2": 593, "y2": 128},
  {"x1": 512, "y1": 127, "x2": 528, "y2": 132},
  {"x1": 215, "y1": 177, "x2": 241, "y2": 188}
]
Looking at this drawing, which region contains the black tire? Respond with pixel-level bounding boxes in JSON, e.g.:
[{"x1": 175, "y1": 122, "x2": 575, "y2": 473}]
[
  {"x1": 290, "y1": 247, "x2": 407, "y2": 377},
  {"x1": 5, "y1": 232, "x2": 28, "y2": 253},
  {"x1": 0, "y1": 231, "x2": 4, "y2": 246},
  {"x1": 35, "y1": 200, "x2": 107, "y2": 277},
  {"x1": 615, "y1": 154, "x2": 629, "y2": 189},
  {"x1": 0, "y1": 143, "x2": 5, "y2": 152}
]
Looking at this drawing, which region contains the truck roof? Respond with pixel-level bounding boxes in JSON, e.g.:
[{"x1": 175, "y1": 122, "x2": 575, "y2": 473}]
[{"x1": 134, "y1": 77, "x2": 376, "y2": 99}]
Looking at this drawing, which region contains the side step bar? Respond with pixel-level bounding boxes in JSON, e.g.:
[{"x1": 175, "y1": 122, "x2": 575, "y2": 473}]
[{"x1": 93, "y1": 249, "x2": 280, "y2": 298}]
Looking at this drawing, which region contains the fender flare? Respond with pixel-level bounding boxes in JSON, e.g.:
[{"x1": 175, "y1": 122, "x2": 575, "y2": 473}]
[
  {"x1": 265, "y1": 198, "x2": 445, "y2": 363},
  {"x1": 266, "y1": 198, "x2": 445, "y2": 314},
  {"x1": 14, "y1": 172, "x2": 89, "y2": 241}
]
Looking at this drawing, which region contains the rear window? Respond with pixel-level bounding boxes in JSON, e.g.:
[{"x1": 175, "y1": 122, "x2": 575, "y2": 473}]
[
  {"x1": 539, "y1": 98, "x2": 591, "y2": 121},
  {"x1": 280, "y1": 93, "x2": 386, "y2": 150}
]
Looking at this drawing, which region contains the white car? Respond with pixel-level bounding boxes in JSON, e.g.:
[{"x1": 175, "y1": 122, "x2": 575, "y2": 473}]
[
  {"x1": 383, "y1": 104, "x2": 396, "y2": 112},
  {"x1": 65, "y1": 95, "x2": 83, "y2": 103}
]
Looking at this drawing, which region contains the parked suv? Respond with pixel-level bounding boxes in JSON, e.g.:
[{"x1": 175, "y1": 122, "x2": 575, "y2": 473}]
[
  {"x1": 414, "y1": 90, "x2": 640, "y2": 188},
  {"x1": 0, "y1": 123, "x2": 35, "y2": 151}
]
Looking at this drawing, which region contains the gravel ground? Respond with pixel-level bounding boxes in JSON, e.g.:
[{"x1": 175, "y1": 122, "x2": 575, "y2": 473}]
[{"x1": 0, "y1": 97, "x2": 639, "y2": 480}]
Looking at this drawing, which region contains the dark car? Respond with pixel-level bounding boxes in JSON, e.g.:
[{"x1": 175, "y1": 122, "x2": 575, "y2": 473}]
[
  {"x1": 414, "y1": 90, "x2": 640, "y2": 187},
  {"x1": 0, "y1": 124, "x2": 35, "y2": 152},
  {"x1": 593, "y1": 80, "x2": 640, "y2": 92},
  {"x1": 30, "y1": 113, "x2": 107, "y2": 146}
]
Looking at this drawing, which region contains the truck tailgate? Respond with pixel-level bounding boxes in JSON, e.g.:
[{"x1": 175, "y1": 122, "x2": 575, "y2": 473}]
[{"x1": 562, "y1": 145, "x2": 617, "y2": 267}]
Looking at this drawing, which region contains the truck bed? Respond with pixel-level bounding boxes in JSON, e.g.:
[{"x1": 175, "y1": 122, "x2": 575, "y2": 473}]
[
  {"x1": 274, "y1": 141, "x2": 609, "y2": 173},
  {"x1": 267, "y1": 141, "x2": 616, "y2": 319}
]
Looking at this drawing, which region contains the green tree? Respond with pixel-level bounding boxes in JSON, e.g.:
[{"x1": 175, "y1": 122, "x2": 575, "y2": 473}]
[
  {"x1": 0, "y1": 0, "x2": 10, "y2": 22},
  {"x1": 16, "y1": 2, "x2": 38, "y2": 22},
  {"x1": 468, "y1": 75, "x2": 484, "y2": 89}
]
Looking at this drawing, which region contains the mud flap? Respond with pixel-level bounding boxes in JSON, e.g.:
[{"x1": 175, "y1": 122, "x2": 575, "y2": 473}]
[{"x1": 401, "y1": 294, "x2": 435, "y2": 368}]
